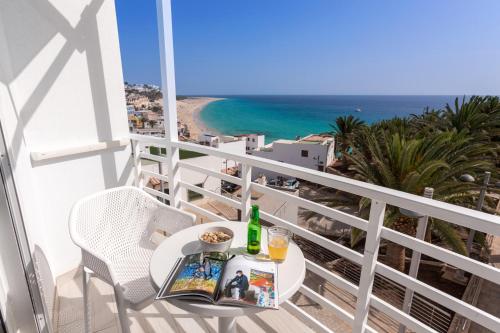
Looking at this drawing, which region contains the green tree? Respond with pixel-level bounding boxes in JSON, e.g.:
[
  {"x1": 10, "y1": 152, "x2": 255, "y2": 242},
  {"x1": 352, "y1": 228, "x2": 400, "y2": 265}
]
[
  {"x1": 442, "y1": 96, "x2": 499, "y2": 136},
  {"x1": 346, "y1": 129, "x2": 494, "y2": 270},
  {"x1": 411, "y1": 96, "x2": 500, "y2": 143},
  {"x1": 329, "y1": 115, "x2": 366, "y2": 158}
]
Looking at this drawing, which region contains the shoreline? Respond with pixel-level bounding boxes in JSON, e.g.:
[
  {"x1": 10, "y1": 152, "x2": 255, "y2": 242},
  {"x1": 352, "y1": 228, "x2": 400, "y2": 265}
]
[{"x1": 176, "y1": 97, "x2": 224, "y2": 139}]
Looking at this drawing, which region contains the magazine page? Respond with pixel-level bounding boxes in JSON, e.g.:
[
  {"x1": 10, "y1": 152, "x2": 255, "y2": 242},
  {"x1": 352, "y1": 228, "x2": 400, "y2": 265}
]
[
  {"x1": 217, "y1": 255, "x2": 278, "y2": 309},
  {"x1": 156, "y1": 253, "x2": 226, "y2": 301}
]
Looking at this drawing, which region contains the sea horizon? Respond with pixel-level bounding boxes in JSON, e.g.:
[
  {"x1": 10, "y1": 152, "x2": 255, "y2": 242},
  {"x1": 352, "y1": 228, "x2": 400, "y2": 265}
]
[{"x1": 198, "y1": 95, "x2": 464, "y2": 143}]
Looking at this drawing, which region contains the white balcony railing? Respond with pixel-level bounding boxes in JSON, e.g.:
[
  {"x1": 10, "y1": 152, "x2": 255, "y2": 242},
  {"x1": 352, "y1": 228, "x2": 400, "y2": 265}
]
[{"x1": 130, "y1": 133, "x2": 500, "y2": 333}]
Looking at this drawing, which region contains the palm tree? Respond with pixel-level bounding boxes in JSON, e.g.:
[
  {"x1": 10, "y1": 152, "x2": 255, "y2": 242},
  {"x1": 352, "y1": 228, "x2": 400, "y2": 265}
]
[
  {"x1": 441, "y1": 96, "x2": 500, "y2": 140},
  {"x1": 412, "y1": 96, "x2": 500, "y2": 144},
  {"x1": 347, "y1": 129, "x2": 494, "y2": 271},
  {"x1": 329, "y1": 115, "x2": 366, "y2": 159},
  {"x1": 410, "y1": 108, "x2": 445, "y2": 135}
]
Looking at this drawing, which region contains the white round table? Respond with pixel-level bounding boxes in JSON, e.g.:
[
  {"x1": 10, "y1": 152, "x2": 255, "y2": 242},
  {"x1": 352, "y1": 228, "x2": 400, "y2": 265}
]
[{"x1": 150, "y1": 221, "x2": 305, "y2": 333}]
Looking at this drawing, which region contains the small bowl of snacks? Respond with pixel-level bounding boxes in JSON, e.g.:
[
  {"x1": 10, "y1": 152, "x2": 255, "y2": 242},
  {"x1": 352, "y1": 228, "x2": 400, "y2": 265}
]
[{"x1": 199, "y1": 227, "x2": 234, "y2": 253}]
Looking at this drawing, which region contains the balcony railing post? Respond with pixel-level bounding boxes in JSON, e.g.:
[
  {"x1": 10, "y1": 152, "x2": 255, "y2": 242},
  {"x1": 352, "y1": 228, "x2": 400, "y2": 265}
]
[
  {"x1": 399, "y1": 187, "x2": 434, "y2": 333},
  {"x1": 156, "y1": 0, "x2": 181, "y2": 208},
  {"x1": 131, "y1": 139, "x2": 143, "y2": 188},
  {"x1": 158, "y1": 161, "x2": 165, "y2": 203},
  {"x1": 240, "y1": 163, "x2": 252, "y2": 222},
  {"x1": 353, "y1": 200, "x2": 386, "y2": 333}
]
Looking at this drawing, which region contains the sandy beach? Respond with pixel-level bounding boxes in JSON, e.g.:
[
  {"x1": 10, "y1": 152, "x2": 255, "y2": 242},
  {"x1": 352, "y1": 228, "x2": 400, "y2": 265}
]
[{"x1": 176, "y1": 97, "x2": 223, "y2": 140}]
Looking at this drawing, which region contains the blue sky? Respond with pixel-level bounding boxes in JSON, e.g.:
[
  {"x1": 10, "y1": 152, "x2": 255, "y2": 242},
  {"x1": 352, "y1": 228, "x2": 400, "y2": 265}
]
[{"x1": 115, "y1": 0, "x2": 500, "y2": 95}]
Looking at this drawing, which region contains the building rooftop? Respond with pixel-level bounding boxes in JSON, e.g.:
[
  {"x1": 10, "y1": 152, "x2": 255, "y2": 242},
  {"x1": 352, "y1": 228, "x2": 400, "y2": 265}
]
[
  {"x1": 234, "y1": 133, "x2": 264, "y2": 137},
  {"x1": 273, "y1": 139, "x2": 295, "y2": 144},
  {"x1": 298, "y1": 134, "x2": 334, "y2": 144}
]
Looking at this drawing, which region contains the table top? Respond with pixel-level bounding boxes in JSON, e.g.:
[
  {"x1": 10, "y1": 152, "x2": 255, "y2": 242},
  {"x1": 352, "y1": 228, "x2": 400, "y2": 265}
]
[{"x1": 150, "y1": 221, "x2": 306, "y2": 317}]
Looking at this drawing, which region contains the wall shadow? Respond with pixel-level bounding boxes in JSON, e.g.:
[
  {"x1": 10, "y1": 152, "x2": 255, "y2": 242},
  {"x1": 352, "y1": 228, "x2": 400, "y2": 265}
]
[
  {"x1": 0, "y1": 0, "x2": 124, "y2": 188},
  {"x1": 0, "y1": 0, "x2": 131, "y2": 329}
]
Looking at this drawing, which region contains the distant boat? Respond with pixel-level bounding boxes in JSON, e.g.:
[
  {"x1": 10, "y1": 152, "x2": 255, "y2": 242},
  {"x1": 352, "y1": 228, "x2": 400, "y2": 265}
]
[{"x1": 355, "y1": 108, "x2": 362, "y2": 112}]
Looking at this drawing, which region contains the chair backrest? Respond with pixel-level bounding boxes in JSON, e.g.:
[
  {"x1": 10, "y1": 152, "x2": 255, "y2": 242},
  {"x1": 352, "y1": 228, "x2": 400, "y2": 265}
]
[{"x1": 69, "y1": 186, "x2": 162, "y2": 262}]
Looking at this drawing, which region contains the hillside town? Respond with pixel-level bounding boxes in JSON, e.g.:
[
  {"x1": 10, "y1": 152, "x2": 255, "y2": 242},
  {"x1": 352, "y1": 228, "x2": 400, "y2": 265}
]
[{"x1": 125, "y1": 82, "x2": 168, "y2": 136}]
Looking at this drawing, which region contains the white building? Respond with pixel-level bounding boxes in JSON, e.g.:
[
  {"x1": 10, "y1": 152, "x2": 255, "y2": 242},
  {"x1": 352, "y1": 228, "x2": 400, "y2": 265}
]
[
  {"x1": 198, "y1": 133, "x2": 219, "y2": 147},
  {"x1": 234, "y1": 133, "x2": 265, "y2": 151},
  {"x1": 197, "y1": 133, "x2": 246, "y2": 163},
  {"x1": 157, "y1": 115, "x2": 165, "y2": 128},
  {"x1": 218, "y1": 136, "x2": 247, "y2": 156},
  {"x1": 198, "y1": 133, "x2": 264, "y2": 153},
  {"x1": 249, "y1": 134, "x2": 335, "y2": 179}
]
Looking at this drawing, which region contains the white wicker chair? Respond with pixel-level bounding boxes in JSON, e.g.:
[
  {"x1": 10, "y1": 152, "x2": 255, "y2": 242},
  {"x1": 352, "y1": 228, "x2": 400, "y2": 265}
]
[{"x1": 69, "y1": 186, "x2": 196, "y2": 333}]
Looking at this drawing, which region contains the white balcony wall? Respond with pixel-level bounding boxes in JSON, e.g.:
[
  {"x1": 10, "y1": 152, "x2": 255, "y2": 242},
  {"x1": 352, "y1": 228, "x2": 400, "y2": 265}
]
[
  {"x1": 218, "y1": 139, "x2": 246, "y2": 155},
  {"x1": 0, "y1": 0, "x2": 132, "y2": 283}
]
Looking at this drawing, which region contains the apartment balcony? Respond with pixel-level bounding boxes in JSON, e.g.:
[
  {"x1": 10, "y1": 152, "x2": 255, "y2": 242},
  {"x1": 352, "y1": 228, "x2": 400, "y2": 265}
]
[
  {"x1": 121, "y1": 134, "x2": 500, "y2": 333},
  {"x1": 1, "y1": 1, "x2": 499, "y2": 333},
  {"x1": 41, "y1": 133, "x2": 500, "y2": 333}
]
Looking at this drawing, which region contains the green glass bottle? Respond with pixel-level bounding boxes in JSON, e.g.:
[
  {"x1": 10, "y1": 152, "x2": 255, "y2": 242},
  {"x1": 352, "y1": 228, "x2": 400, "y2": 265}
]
[{"x1": 247, "y1": 205, "x2": 261, "y2": 254}]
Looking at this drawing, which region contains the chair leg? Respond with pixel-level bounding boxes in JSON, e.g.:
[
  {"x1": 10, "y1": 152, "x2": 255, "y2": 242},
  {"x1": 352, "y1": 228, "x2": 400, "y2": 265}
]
[
  {"x1": 82, "y1": 266, "x2": 91, "y2": 333},
  {"x1": 114, "y1": 285, "x2": 131, "y2": 333}
]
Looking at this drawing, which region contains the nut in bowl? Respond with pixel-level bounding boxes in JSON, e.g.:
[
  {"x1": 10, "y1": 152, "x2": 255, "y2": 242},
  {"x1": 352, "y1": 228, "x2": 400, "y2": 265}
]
[{"x1": 199, "y1": 227, "x2": 234, "y2": 253}]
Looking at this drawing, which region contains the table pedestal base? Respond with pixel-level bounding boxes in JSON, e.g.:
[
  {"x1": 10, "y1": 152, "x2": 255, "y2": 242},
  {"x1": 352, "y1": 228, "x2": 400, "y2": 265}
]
[{"x1": 218, "y1": 316, "x2": 236, "y2": 333}]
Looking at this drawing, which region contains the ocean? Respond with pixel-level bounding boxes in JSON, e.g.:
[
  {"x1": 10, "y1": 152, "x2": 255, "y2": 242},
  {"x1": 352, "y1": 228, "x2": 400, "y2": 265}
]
[{"x1": 200, "y1": 95, "x2": 459, "y2": 143}]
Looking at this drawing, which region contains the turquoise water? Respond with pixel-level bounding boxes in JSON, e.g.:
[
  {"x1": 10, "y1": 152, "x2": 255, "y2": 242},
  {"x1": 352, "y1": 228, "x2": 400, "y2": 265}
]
[{"x1": 200, "y1": 95, "x2": 459, "y2": 143}]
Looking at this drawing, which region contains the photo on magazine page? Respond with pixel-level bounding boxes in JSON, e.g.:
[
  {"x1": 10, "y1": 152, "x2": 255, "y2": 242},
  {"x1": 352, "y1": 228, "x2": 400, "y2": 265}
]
[
  {"x1": 218, "y1": 255, "x2": 278, "y2": 309},
  {"x1": 167, "y1": 253, "x2": 225, "y2": 297}
]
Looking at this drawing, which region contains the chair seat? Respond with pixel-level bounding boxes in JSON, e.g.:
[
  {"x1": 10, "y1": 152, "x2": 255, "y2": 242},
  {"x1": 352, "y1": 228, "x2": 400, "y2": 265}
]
[{"x1": 113, "y1": 248, "x2": 157, "y2": 309}]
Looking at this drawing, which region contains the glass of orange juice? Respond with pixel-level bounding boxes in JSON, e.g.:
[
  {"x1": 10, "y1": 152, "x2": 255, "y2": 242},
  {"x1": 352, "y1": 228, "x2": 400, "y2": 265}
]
[{"x1": 267, "y1": 227, "x2": 292, "y2": 262}]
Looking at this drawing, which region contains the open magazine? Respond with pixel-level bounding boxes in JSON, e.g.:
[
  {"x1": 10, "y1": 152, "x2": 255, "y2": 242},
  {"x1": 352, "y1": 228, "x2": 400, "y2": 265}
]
[{"x1": 156, "y1": 252, "x2": 278, "y2": 309}]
